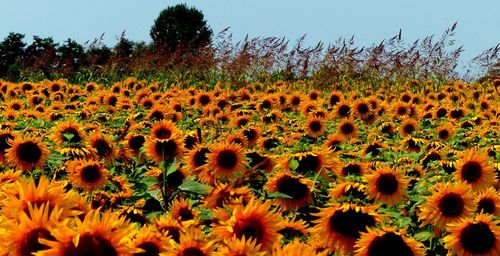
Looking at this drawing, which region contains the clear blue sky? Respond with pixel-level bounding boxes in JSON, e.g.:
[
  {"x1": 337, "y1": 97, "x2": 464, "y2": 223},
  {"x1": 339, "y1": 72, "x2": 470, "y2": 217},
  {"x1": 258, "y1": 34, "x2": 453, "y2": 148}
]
[{"x1": 1, "y1": 0, "x2": 498, "y2": 66}]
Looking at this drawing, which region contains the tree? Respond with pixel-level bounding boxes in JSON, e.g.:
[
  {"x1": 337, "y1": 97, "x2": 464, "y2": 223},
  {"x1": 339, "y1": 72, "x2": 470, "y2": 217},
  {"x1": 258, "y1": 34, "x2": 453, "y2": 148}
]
[
  {"x1": 0, "y1": 32, "x2": 26, "y2": 78},
  {"x1": 150, "y1": 4, "x2": 212, "y2": 51}
]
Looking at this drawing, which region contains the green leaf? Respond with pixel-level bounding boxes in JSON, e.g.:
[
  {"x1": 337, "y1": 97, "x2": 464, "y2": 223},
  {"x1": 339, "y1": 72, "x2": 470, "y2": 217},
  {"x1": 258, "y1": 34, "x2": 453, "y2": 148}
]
[
  {"x1": 178, "y1": 178, "x2": 211, "y2": 195},
  {"x1": 61, "y1": 132, "x2": 75, "y2": 141},
  {"x1": 413, "y1": 230, "x2": 433, "y2": 242},
  {"x1": 289, "y1": 158, "x2": 299, "y2": 171},
  {"x1": 166, "y1": 159, "x2": 177, "y2": 176},
  {"x1": 267, "y1": 191, "x2": 294, "y2": 199}
]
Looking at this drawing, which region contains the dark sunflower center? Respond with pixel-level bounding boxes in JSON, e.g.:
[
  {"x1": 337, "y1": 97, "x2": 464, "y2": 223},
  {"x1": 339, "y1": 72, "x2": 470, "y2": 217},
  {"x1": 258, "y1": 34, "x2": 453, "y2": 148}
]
[
  {"x1": 237, "y1": 118, "x2": 249, "y2": 127},
  {"x1": 181, "y1": 247, "x2": 206, "y2": 256},
  {"x1": 198, "y1": 95, "x2": 210, "y2": 105},
  {"x1": 263, "y1": 138, "x2": 279, "y2": 150},
  {"x1": 460, "y1": 222, "x2": 496, "y2": 254},
  {"x1": 135, "y1": 241, "x2": 160, "y2": 256},
  {"x1": 93, "y1": 139, "x2": 112, "y2": 157},
  {"x1": 436, "y1": 108, "x2": 447, "y2": 118},
  {"x1": 260, "y1": 100, "x2": 271, "y2": 110},
  {"x1": 381, "y1": 124, "x2": 393, "y2": 134},
  {"x1": 278, "y1": 227, "x2": 305, "y2": 239},
  {"x1": 338, "y1": 105, "x2": 351, "y2": 117},
  {"x1": 51, "y1": 84, "x2": 60, "y2": 92},
  {"x1": 150, "y1": 111, "x2": 164, "y2": 120},
  {"x1": 450, "y1": 109, "x2": 464, "y2": 119},
  {"x1": 438, "y1": 192, "x2": 465, "y2": 217},
  {"x1": 291, "y1": 97, "x2": 301, "y2": 106},
  {"x1": 342, "y1": 164, "x2": 361, "y2": 176},
  {"x1": 461, "y1": 161, "x2": 482, "y2": 182},
  {"x1": 438, "y1": 130, "x2": 449, "y2": 139},
  {"x1": 397, "y1": 107, "x2": 407, "y2": 116},
  {"x1": 235, "y1": 218, "x2": 264, "y2": 244},
  {"x1": 178, "y1": 207, "x2": 194, "y2": 221},
  {"x1": 376, "y1": 173, "x2": 399, "y2": 195},
  {"x1": 65, "y1": 233, "x2": 117, "y2": 256},
  {"x1": 330, "y1": 95, "x2": 340, "y2": 106},
  {"x1": 184, "y1": 136, "x2": 198, "y2": 150},
  {"x1": 340, "y1": 123, "x2": 354, "y2": 135},
  {"x1": 107, "y1": 96, "x2": 117, "y2": 106},
  {"x1": 357, "y1": 103, "x2": 369, "y2": 114},
  {"x1": 161, "y1": 227, "x2": 180, "y2": 243},
  {"x1": 20, "y1": 228, "x2": 54, "y2": 256},
  {"x1": 216, "y1": 149, "x2": 238, "y2": 170},
  {"x1": 155, "y1": 128, "x2": 172, "y2": 140},
  {"x1": 192, "y1": 148, "x2": 209, "y2": 167},
  {"x1": 329, "y1": 209, "x2": 376, "y2": 238},
  {"x1": 62, "y1": 127, "x2": 81, "y2": 143},
  {"x1": 403, "y1": 124, "x2": 415, "y2": 134},
  {"x1": 422, "y1": 152, "x2": 441, "y2": 168},
  {"x1": 0, "y1": 133, "x2": 14, "y2": 153},
  {"x1": 365, "y1": 144, "x2": 381, "y2": 157},
  {"x1": 230, "y1": 137, "x2": 243, "y2": 145},
  {"x1": 309, "y1": 120, "x2": 322, "y2": 132},
  {"x1": 154, "y1": 140, "x2": 178, "y2": 160},
  {"x1": 477, "y1": 198, "x2": 495, "y2": 214},
  {"x1": 166, "y1": 169, "x2": 185, "y2": 188},
  {"x1": 81, "y1": 165, "x2": 101, "y2": 183},
  {"x1": 367, "y1": 232, "x2": 413, "y2": 256},
  {"x1": 277, "y1": 176, "x2": 308, "y2": 200},
  {"x1": 129, "y1": 135, "x2": 145, "y2": 151},
  {"x1": 17, "y1": 141, "x2": 42, "y2": 164},
  {"x1": 243, "y1": 129, "x2": 257, "y2": 141},
  {"x1": 296, "y1": 154, "x2": 320, "y2": 174}
]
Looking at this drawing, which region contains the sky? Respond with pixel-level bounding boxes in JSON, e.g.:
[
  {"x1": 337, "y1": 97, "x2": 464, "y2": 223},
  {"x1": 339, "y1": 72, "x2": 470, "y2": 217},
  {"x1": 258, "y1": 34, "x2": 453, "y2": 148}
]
[{"x1": 0, "y1": 0, "x2": 498, "y2": 68}]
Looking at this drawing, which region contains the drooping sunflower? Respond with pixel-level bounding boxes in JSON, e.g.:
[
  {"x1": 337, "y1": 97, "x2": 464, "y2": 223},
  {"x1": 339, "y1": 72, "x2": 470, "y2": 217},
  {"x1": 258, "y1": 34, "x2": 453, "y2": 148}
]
[
  {"x1": 67, "y1": 159, "x2": 108, "y2": 191},
  {"x1": 312, "y1": 203, "x2": 379, "y2": 254},
  {"x1": 277, "y1": 217, "x2": 310, "y2": 240},
  {"x1": 184, "y1": 144, "x2": 211, "y2": 174},
  {"x1": 474, "y1": 187, "x2": 500, "y2": 216},
  {"x1": 206, "y1": 142, "x2": 247, "y2": 181},
  {"x1": 6, "y1": 137, "x2": 50, "y2": 172},
  {"x1": 324, "y1": 133, "x2": 344, "y2": 152},
  {"x1": 202, "y1": 181, "x2": 254, "y2": 209},
  {"x1": 443, "y1": 213, "x2": 500, "y2": 256},
  {"x1": 364, "y1": 166, "x2": 409, "y2": 207},
  {"x1": 168, "y1": 197, "x2": 198, "y2": 223},
  {"x1": 123, "y1": 133, "x2": 146, "y2": 158},
  {"x1": 329, "y1": 181, "x2": 368, "y2": 201},
  {"x1": 213, "y1": 199, "x2": 281, "y2": 253},
  {"x1": 242, "y1": 127, "x2": 261, "y2": 147},
  {"x1": 304, "y1": 116, "x2": 326, "y2": 138},
  {"x1": 37, "y1": 209, "x2": 138, "y2": 255},
  {"x1": 265, "y1": 171, "x2": 313, "y2": 210},
  {"x1": 418, "y1": 182, "x2": 475, "y2": 231},
  {"x1": 335, "y1": 161, "x2": 368, "y2": 178},
  {"x1": 0, "y1": 129, "x2": 16, "y2": 164},
  {"x1": 286, "y1": 149, "x2": 341, "y2": 176},
  {"x1": 354, "y1": 226, "x2": 425, "y2": 256},
  {"x1": 455, "y1": 149, "x2": 497, "y2": 191},
  {"x1": 336, "y1": 118, "x2": 357, "y2": 139},
  {"x1": 87, "y1": 132, "x2": 117, "y2": 161},
  {"x1": 273, "y1": 239, "x2": 318, "y2": 256}
]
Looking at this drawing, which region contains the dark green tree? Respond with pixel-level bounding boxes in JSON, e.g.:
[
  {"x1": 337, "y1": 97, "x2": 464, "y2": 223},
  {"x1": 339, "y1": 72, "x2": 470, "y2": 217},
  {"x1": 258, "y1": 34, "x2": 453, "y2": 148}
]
[
  {"x1": 0, "y1": 32, "x2": 26, "y2": 78},
  {"x1": 150, "y1": 4, "x2": 212, "y2": 51}
]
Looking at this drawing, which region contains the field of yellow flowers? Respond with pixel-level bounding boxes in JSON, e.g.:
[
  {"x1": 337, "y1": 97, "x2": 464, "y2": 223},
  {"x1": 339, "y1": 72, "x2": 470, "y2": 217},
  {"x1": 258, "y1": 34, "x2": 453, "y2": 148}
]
[{"x1": 0, "y1": 78, "x2": 498, "y2": 255}]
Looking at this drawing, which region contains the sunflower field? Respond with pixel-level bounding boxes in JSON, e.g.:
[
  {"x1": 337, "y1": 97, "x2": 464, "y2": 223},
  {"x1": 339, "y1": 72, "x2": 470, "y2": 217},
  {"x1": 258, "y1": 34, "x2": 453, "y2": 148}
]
[{"x1": 0, "y1": 78, "x2": 498, "y2": 256}]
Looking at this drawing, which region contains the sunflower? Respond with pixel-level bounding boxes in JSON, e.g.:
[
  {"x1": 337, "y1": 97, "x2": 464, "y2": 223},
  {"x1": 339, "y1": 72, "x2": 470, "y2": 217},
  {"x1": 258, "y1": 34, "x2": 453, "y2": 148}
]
[
  {"x1": 213, "y1": 198, "x2": 281, "y2": 252},
  {"x1": 36, "y1": 208, "x2": 138, "y2": 255},
  {"x1": 124, "y1": 133, "x2": 146, "y2": 158},
  {"x1": 214, "y1": 236, "x2": 265, "y2": 256},
  {"x1": 327, "y1": 91, "x2": 344, "y2": 108},
  {"x1": 6, "y1": 137, "x2": 50, "y2": 172},
  {"x1": 392, "y1": 101, "x2": 410, "y2": 118},
  {"x1": 444, "y1": 213, "x2": 500, "y2": 256},
  {"x1": 312, "y1": 203, "x2": 379, "y2": 254},
  {"x1": 273, "y1": 239, "x2": 318, "y2": 256},
  {"x1": 1, "y1": 203, "x2": 61, "y2": 256},
  {"x1": 418, "y1": 182, "x2": 475, "y2": 231},
  {"x1": 336, "y1": 118, "x2": 357, "y2": 139},
  {"x1": 364, "y1": 166, "x2": 409, "y2": 206},
  {"x1": 354, "y1": 226, "x2": 425, "y2": 256},
  {"x1": 304, "y1": 116, "x2": 326, "y2": 138},
  {"x1": 242, "y1": 127, "x2": 261, "y2": 146},
  {"x1": 286, "y1": 149, "x2": 341, "y2": 176},
  {"x1": 455, "y1": 149, "x2": 497, "y2": 191},
  {"x1": 1, "y1": 176, "x2": 79, "y2": 220},
  {"x1": 130, "y1": 225, "x2": 169, "y2": 255},
  {"x1": 144, "y1": 133, "x2": 184, "y2": 163},
  {"x1": 169, "y1": 197, "x2": 198, "y2": 223},
  {"x1": 399, "y1": 118, "x2": 418, "y2": 137},
  {"x1": 277, "y1": 217, "x2": 309, "y2": 240},
  {"x1": 335, "y1": 161, "x2": 368, "y2": 177},
  {"x1": 87, "y1": 132, "x2": 117, "y2": 161},
  {"x1": 475, "y1": 187, "x2": 500, "y2": 216},
  {"x1": 206, "y1": 142, "x2": 247, "y2": 181},
  {"x1": 436, "y1": 123, "x2": 455, "y2": 140},
  {"x1": 329, "y1": 181, "x2": 368, "y2": 201},
  {"x1": 184, "y1": 145, "x2": 211, "y2": 173},
  {"x1": 67, "y1": 159, "x2": 108, "y2": 191},
  {"x1": 150, "y1": 120, "x2": 181, "y2": 140},
  {"x1": 202, "y1": 182, "x2": 254, "y2": 209},
  {"x1": 353, "y1": 99, "x2": 372, "y2": 120},
  {"x1": 324, "y1": 133, "x2": 344, "y2": 152},
  {"x1": 153, "y1": 214, "x2": 184, "y2": 243},
  {"x1": 167, "y1": 229, "x2": 215, "y2": 256},
  {"x1": 334, "y1": 101, "x2": 351, "y2": 118},
  {"x1": 265, "y1": 171, "x2": 313, "y2": 210},
  {"x1": 0, "y1": 129, "x2": 16, "y2": 164}
]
